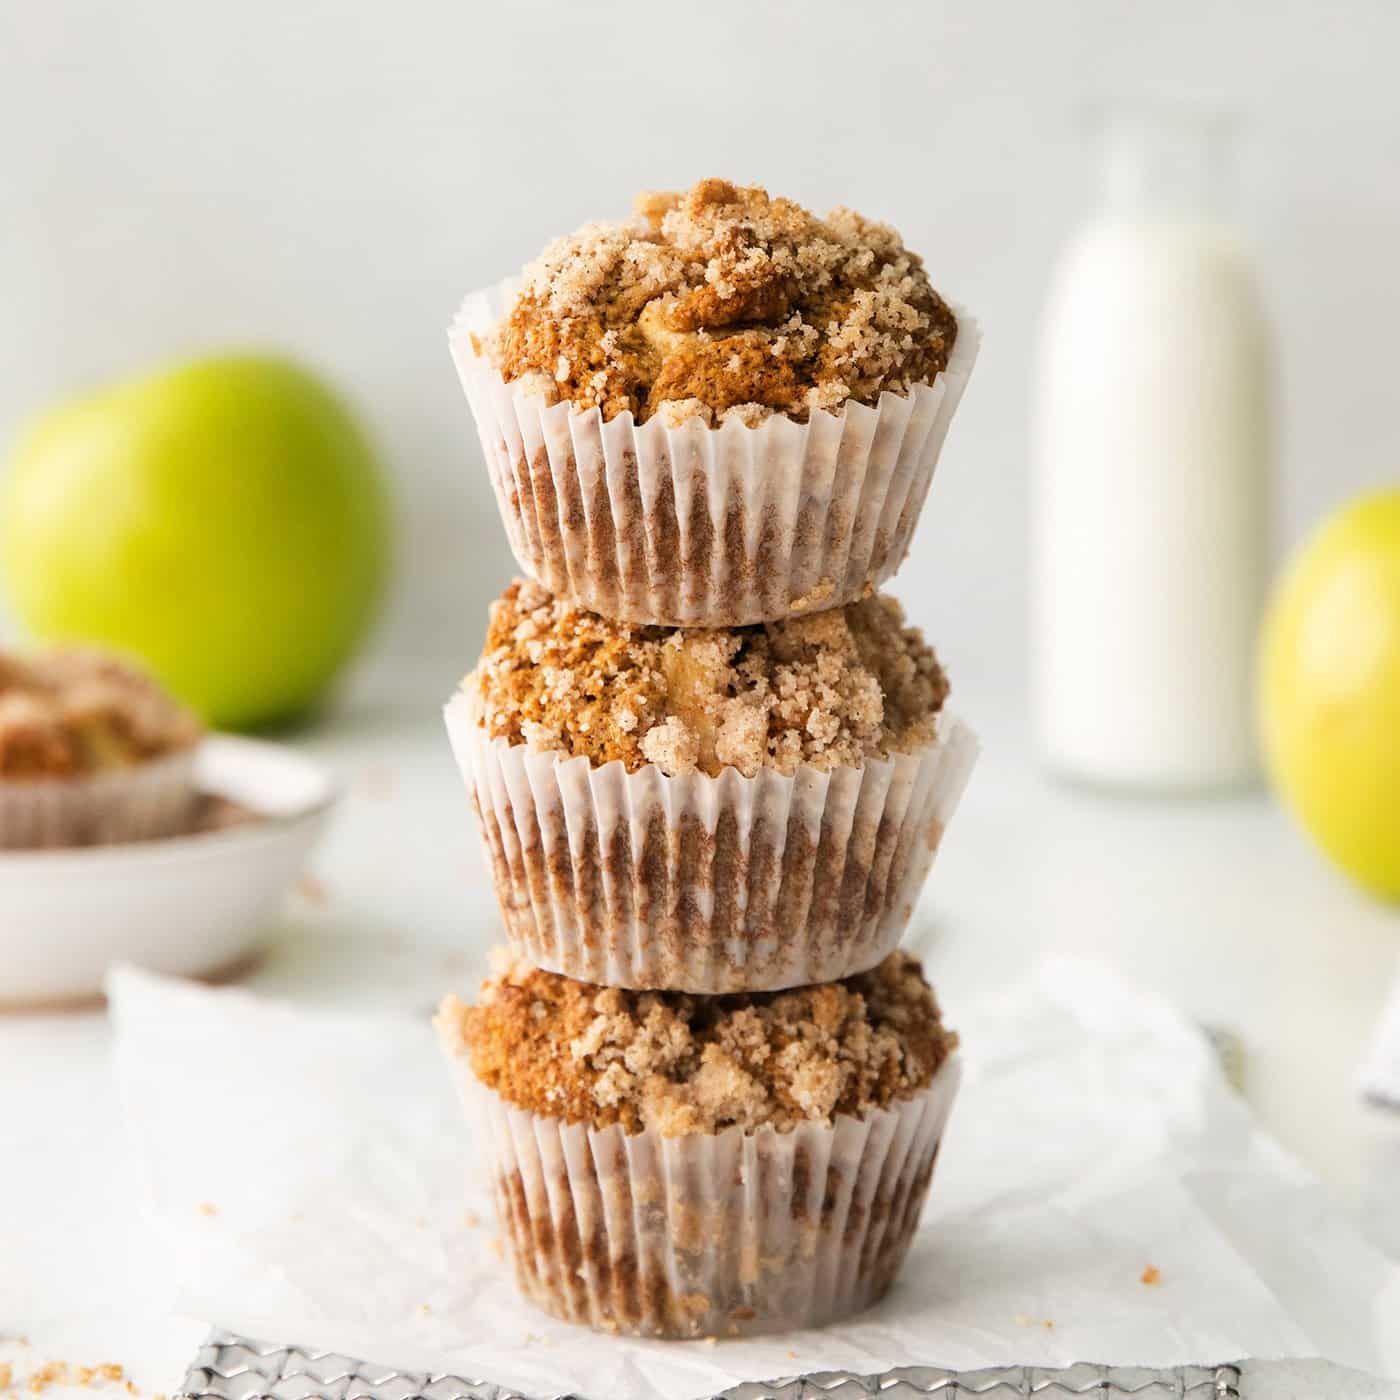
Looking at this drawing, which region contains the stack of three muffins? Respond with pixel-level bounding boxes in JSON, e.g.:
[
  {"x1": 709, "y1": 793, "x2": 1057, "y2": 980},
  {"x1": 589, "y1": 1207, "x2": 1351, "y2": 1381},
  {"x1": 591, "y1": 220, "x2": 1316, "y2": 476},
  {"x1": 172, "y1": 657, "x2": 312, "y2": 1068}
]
[{"x1": 435, "y1": 180, "x2": 980, "y2": 1339}]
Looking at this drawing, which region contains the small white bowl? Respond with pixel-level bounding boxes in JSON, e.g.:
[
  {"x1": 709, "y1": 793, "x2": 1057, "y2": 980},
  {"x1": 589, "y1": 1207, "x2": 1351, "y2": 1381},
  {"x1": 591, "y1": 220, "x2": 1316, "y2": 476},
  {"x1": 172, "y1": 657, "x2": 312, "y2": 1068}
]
[{"x1": 0, "y1": 735, "x2": 338, "y2": 1009}]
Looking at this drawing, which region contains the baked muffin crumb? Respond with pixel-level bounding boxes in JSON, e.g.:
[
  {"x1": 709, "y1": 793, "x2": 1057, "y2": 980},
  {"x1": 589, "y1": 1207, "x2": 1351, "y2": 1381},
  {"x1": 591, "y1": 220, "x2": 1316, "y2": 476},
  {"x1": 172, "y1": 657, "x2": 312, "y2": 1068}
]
[
  {"x1": 468, "y1": 578, "x2": 948, "y2": 778},
  {"x1": 480, "y1": 178, "x2": 958, "y2": 425},
  {"x1": 440, "y1": 950, "x2": 955, "y2": 1136},
  {"x1": 0, "y1": 649, "x2": 201, "y2": 780}
]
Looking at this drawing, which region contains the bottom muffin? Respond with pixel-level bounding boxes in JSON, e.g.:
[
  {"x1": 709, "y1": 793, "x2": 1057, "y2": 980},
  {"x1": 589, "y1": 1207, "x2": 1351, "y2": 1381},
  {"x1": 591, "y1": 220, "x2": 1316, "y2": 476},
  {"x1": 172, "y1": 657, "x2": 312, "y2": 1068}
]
[{"x1": 435, "y1": 950, "x2": 961, "y2": 1338}]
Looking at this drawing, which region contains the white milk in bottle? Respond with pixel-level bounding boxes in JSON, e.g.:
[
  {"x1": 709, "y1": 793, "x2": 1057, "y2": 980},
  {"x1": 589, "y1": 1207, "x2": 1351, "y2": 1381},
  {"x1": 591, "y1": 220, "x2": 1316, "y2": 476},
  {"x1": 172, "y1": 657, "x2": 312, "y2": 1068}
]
[{"x1": 1033, "y1": 104, "x2": 1272, "y2": 791}]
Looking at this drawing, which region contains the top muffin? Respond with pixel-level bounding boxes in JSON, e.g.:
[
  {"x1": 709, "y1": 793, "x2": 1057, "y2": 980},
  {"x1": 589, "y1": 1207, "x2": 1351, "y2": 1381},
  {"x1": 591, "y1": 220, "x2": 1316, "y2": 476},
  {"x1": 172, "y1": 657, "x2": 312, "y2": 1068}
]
[
  {"x1": 477, "y1": 177, "x2": 959, "y2": 427},
  {"x1": 0, "y1": 648, "x2": 202, "y2": 780}
]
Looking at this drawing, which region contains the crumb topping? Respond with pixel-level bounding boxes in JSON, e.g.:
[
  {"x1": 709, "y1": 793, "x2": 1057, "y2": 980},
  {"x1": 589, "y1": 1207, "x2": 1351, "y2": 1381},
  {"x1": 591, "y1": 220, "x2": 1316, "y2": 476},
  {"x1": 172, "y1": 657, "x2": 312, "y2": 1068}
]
[
  {"x1": 478, "y1": 178, "x2": 958, "y2": 425},
  {"x1": 0, "y1": 648, "x2": 202, "y2": 780},
  {"x1": 440, "y1": 950, "x2": 955, "y2": 1136},
  {"x1": 468, "y1": 579, "x2": 948, "y2": 778}
]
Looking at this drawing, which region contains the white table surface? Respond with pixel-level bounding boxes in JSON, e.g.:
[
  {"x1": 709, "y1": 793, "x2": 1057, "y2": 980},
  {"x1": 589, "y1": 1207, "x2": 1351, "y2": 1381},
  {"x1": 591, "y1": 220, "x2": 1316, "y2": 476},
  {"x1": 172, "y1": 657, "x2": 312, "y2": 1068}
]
[{"x1": 4, "y1": 689, "x2": 1400, "y2": 1397}]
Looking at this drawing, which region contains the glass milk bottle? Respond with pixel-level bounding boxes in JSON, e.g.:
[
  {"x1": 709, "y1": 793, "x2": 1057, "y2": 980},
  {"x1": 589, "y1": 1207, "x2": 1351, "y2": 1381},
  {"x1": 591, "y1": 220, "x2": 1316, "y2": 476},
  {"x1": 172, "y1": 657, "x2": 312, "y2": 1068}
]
[{"x1": 1033, "y1": 104, "x2": 1272, "y2": 792}]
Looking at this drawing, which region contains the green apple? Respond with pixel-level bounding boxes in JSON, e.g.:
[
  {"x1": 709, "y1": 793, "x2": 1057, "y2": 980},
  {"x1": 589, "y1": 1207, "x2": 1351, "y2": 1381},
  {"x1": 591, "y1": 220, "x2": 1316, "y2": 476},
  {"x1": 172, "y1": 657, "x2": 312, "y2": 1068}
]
[
  {"x1": 1258, "y1": 488, "x2": 1400, "y2": 900},
  {"x1": 1, "y1": 353, "x2": 390, "y2": 729}
]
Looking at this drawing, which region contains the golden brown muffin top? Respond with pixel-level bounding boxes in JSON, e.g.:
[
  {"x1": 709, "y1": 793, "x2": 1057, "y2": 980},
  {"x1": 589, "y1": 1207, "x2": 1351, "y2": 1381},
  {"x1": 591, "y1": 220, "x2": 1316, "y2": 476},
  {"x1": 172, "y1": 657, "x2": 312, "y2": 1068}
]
[
  {"x1": 438, "y1": 950, "x2": 955, "y2": 1137},
  {"x1": 477, "y1": 178, "x2": 958, "y2": 426},
  {"x1": 0, "y1": 648, "x2": 202, "y2": 780},
  {"x1": 467, "y1": 578, "x2": 948, "y2": 779}
]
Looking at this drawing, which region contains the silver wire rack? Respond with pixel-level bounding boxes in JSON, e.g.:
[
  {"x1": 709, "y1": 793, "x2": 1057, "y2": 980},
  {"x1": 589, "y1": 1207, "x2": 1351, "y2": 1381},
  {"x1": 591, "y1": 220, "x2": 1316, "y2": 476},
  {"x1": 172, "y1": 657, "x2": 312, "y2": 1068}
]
[{"x1": 177, "y1": 1332, "x2": 1244, "y2": 1400}]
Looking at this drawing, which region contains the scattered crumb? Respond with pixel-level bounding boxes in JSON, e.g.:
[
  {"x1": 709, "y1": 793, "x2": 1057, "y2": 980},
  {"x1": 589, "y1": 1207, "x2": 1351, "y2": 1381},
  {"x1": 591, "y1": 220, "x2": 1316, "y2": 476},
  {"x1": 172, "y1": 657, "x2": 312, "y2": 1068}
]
[
  {"x1": 1141, "y1": 1264, "x2": 1162, "y2": 1286},
  {"x1": 488, "y1": 1235, "x2": 504, "y2": 1261},
  {"x1": 1014, "y1": 1314, "x2": 1055, "y2": 1330},
  {"x1": 787, "y1": 578, "x2": 836, "y2": 614},
  {"x1": 786, "y1": 1351, "x2": 798, "y2": 1361},
  {"x1": 197, "y1": 1202, "x2": 217, "y2": 1218},
  {"x1": 0, "y1": 1366, "x2": 11, "y2": 1390},
  {"x1": 359, "y1": 766, "x2": 396, "y2": 800},
  {"x1": 462, "y1": 1210, "x2": 481, "y2": 1228},
  {"x1": 471, "y1": 579, "x2": 948, "y2": 779},
  {"x1": 296, "y1": 872, "x2": 329, "y2": 906},
  {"x1": 26, "y1": 1362, "x2": 65, "y2": 1394},
  {"x1": 417, "y1": 1303, "x2": 431, "y2": 1316},
  {"x1": 22, "y1": 1362, "x2": 123, "y2": 1395},
  {"x1": 703, "y1": 1337, "x2": 717, "y2": 1348}
]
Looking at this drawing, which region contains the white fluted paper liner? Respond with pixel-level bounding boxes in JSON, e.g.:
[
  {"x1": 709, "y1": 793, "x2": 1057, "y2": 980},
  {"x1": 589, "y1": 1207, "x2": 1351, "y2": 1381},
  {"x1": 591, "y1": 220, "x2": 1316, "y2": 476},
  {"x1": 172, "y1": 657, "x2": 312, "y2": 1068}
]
[
  {"x1": 446, "y1": 1049, "x2": 961, "y2": 1339},
  {"x1": 446, "y1": 693, "x2": 978, "y2": 993},
  {"x1": 449, "y1": 282, "x2": 979, "y2": 628},
  {"x1": 0, "y1": 746, "x2": 200, "y2": 850}
]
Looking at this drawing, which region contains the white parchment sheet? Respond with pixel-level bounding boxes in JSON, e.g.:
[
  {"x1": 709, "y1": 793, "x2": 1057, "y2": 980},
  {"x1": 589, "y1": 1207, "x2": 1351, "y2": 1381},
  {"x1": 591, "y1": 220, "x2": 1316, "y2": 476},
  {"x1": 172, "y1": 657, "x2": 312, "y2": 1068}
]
[{"x1": 108, "y1": 959, "x2": 1400, "y2": 1399}]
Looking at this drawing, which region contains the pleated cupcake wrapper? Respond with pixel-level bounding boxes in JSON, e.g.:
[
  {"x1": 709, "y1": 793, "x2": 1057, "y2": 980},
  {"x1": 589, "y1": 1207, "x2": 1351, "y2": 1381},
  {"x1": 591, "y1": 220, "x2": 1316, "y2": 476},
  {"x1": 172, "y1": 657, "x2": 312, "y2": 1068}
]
[
  {"x1": 446, "y1": 695, "x2": 979, "y2": 993},
  {"x1": 449, "y1": 282, "x2": 979, "y2": 628},
  {"x1": 0, "y1": 747, "x2": 200, "y2": 850},
  {"x1": 449, "y1": 1055, "x2": 961, "y2": 1339}
]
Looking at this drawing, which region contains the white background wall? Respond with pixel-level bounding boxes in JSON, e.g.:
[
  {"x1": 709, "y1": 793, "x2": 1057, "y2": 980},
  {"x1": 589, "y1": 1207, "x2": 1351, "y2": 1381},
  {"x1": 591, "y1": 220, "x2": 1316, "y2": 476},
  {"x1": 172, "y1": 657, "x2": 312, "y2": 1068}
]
[{"x1": 3, "y1": 0, "x2": 1398, "y2": 731}]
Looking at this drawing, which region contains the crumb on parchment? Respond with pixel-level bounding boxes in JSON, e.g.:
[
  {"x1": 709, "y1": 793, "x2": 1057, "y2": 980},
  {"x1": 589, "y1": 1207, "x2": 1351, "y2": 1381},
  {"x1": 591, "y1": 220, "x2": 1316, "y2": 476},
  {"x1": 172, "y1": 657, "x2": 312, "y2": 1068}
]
[
  {"x1": 20, "y1": 1361, "x2": 125, "y2": 1396},
  {"x1": 295, "y1": 873, "x2": 329, "y2": 906}
]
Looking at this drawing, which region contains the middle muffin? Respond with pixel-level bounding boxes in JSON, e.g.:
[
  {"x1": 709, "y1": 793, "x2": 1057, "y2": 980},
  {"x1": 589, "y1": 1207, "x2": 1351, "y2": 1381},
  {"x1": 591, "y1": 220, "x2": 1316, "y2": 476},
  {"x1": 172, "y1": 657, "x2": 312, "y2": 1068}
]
[{"x1": 447, "y1": 578, "x2": 978, "y2": 992}]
